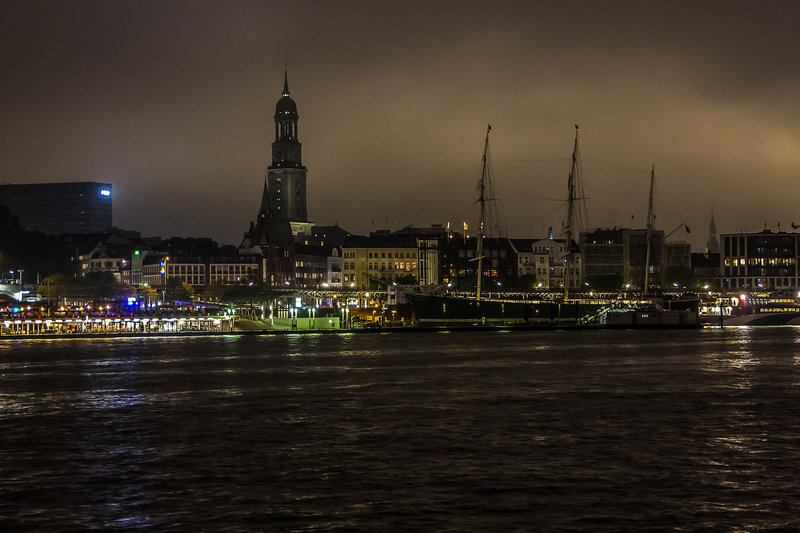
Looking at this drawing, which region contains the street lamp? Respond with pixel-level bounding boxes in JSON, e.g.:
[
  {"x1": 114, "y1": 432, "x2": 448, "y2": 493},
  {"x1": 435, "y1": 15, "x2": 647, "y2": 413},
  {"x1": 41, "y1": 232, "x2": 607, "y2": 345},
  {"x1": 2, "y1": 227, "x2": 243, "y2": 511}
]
[{"x1": 160, "y1": 257, "x2": 170, "y2": 305}]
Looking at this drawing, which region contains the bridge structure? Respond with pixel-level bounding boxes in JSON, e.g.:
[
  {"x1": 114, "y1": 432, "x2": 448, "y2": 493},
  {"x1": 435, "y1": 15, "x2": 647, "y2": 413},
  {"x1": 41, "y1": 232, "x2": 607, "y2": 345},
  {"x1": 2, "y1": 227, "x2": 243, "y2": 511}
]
[
  {"x1": 222, "y1": 286, "x2": 388, "y2": 306},
  {"x1": 0, "y1": 284, "x2": 25, "y2": 306}
]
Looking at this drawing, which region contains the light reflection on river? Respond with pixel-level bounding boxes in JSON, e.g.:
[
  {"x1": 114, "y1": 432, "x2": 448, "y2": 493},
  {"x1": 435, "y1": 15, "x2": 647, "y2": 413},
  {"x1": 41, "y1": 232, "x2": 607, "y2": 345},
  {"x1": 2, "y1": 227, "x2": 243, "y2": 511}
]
[{"x1": 1, "y1": 328, "x2": 800, "y2": 531}]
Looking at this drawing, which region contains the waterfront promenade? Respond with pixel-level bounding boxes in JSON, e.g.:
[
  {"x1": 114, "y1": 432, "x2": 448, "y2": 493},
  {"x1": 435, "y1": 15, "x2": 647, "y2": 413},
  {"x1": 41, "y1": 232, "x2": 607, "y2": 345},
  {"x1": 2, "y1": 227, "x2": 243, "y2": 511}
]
[{"x1": 1, "y1": 315, "x2": 234, "y2": 336}]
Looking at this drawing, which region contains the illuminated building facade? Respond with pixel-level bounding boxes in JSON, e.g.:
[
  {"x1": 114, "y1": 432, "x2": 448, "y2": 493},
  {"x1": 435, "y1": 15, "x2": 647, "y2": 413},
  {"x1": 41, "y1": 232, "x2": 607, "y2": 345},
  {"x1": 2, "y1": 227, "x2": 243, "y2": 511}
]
[
  {"x1": 0, "y1": 181, "x2": 112, "y2": 234},
  {"x1": 341, "y1": 235, "x2": 419, "y2": 288},
  {"x1": 142, "y1": 255, "x2": 259, "y2": 287},
  {"x1": 294, "y1": 244, "x2": 335, "y2": 288},
  {"x1": 72, "y1": 229, "x2": 159, "y2": 283},
  {"x1": 416, "y1": 238, "x2": 439, "y2": 286},
  {"x1": 391, "y1": 225, "x2": 447, "y2": 286},
  {"x1": 720, "y1": 230, "x2": 799, "y2": 290},
  {"x1": 511, "y1": 238, "x2": 582, "y2": 290},
  {"x1": 326, "y1": 249, "x2": 343, "y2": 288},
  {"x1": 208, "y1": 261, "x2": 259, "y2": 285}
]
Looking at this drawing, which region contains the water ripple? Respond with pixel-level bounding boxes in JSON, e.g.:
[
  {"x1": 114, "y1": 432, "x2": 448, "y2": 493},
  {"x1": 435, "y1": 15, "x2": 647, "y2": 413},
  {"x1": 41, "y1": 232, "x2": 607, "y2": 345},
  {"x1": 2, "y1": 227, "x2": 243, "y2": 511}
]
[{"x1": 1, "y1": 329, "x2": 800, "y2": 530}]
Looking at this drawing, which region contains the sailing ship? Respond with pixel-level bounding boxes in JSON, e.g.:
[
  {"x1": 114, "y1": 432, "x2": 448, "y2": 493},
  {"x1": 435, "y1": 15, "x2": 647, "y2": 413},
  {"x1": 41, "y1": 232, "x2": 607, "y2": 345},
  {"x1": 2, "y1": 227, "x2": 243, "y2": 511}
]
[
  {"x1": 603, "y1": 165, "x2": 699, "y2": 326},
  {"x1": 405, "y1": 126, "x2": 701, "y2": 328},
  {"x1": 405, "y1": 125, "x2": 608, "y2": 326}
]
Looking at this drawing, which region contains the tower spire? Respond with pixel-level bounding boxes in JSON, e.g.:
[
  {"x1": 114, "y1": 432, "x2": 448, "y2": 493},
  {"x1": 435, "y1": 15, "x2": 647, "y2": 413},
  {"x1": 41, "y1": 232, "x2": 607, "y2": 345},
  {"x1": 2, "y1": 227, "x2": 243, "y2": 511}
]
[
  {"x1": 269, "y1": 69, "x2": 307, "y2": 223},
  {"x1": 707, "y1": 211, "x2": 720, "y2": 254},
  {"x1": 259, "y1": 179, "x2": 270, "y2": 216}
]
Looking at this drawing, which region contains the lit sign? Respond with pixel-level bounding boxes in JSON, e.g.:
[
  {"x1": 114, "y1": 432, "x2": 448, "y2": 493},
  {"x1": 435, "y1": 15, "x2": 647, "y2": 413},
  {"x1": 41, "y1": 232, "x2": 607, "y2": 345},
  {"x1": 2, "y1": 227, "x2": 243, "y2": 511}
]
[
  {"x1": 295, "y1": 297, "x2": 302, "y2": 308},
  {"x1": 99, "y1": 189, "x2": 111, "y2": 197}
]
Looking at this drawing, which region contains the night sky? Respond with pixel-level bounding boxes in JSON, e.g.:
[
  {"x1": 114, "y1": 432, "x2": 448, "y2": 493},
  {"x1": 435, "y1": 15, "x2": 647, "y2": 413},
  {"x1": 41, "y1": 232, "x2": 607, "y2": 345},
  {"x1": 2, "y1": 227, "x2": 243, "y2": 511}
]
[{"x1": 2, "y1": 0, "x2": 799, "y2": 249}]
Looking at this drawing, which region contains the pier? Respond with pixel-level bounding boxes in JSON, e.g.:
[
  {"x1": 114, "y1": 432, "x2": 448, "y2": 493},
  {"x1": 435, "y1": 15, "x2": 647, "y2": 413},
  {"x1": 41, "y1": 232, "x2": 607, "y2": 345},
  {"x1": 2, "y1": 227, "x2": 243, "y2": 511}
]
[{"x1": 1, "y1": 315, "x2": 234, "y2": 336}]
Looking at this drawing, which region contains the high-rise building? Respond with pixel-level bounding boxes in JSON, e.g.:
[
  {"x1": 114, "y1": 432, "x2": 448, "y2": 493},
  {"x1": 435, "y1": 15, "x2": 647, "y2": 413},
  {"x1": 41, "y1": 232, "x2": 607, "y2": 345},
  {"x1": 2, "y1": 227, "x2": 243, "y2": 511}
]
[
  {"x1": 267, "y1": 71, "x2": 308, "y2": 230},
  {"x1": 0, "y1": 181, "x2": 112, "y2": 234}
]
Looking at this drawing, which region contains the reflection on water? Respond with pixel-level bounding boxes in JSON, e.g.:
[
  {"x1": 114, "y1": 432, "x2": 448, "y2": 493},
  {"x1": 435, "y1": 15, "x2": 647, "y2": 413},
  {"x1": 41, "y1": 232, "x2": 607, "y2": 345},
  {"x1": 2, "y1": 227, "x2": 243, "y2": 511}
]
[
  {"x1": 1, "y1": 329, "x2": 800, "y2": 531},
  {"x1": 80, "y1": 390, "x2": 144, "y2": 410}
]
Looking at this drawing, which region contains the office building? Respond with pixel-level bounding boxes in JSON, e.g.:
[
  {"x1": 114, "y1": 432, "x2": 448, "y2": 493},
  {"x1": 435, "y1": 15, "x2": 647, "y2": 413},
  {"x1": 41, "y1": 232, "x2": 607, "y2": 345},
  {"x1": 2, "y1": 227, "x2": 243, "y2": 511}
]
[
  {"x1": 720, "y1": 230, "x2": 799, "y2": 290},
  {"x1": 0, "y1": 181, "x2": 112, "y2": 234}
]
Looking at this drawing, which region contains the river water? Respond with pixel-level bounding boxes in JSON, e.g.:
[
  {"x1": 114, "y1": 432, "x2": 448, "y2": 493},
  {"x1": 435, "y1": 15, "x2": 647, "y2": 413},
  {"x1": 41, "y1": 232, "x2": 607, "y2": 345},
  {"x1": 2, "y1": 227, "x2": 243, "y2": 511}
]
[{"x1": 1, "y1": 328, "x2": 799, "y2": 531}]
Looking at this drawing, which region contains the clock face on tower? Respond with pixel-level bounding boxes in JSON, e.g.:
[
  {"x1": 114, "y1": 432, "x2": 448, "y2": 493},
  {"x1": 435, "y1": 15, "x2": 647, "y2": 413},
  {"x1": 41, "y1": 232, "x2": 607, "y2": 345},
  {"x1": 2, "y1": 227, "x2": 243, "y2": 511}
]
[{"x1": 272, "y1": 147, "x2": 283, "y2": 162}]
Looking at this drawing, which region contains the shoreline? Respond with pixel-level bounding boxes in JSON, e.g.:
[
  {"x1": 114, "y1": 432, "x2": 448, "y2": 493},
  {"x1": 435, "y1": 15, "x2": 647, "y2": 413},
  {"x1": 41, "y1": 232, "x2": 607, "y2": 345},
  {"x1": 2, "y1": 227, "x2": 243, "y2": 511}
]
[{"x1": 0, "y1": 322, "x2": 710, "y2": 340}]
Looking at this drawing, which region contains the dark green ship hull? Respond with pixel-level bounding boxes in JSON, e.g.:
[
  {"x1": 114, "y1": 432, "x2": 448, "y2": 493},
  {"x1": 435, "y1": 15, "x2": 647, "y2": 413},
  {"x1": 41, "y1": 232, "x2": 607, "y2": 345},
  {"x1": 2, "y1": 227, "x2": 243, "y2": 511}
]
[{"x1": 405, "y1": 293, "x2": 607, "y2": 326}]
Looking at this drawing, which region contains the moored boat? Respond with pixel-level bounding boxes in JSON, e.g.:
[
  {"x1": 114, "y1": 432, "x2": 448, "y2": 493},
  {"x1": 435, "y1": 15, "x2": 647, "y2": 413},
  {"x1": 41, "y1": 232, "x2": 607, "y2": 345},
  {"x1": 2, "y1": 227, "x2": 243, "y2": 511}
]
[
  {"x1": 705, "y1": 293, "x2": 800, "y2": 326},
  {"x1": 405, "y1": 292, "x2": 607, "y2": 326},
  {"x1": 405, "y1": 126, "x2": 702, "y2": 328}
]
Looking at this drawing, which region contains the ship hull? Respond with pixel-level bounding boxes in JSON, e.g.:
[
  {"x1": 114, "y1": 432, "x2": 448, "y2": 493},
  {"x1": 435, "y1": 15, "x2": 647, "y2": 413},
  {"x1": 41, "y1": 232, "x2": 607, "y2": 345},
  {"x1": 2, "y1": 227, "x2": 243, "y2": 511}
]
[
  {"x1": 405, "y1": 293, "x2": 606, "y2": 326},
  {"x1": 720, "y1": 312, "x2": 800, "y2": 326},
  {"x1": 406, "y1": 293, "x2": 701, "y2": 328}
]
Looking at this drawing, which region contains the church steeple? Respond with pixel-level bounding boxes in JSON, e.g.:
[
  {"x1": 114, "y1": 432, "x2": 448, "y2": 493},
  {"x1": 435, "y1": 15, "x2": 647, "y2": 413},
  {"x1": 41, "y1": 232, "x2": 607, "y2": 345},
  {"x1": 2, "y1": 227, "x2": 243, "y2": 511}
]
[
  {"x1": 267, "y1": 70, "x2": 308, "y2": 224},
  {"x1": 258, "y1": 179, "x2": 270, "y2": 217},
  {"x1": 271, "y1": 70, "x2": 302, "y2": 164},
  {"x1": 706, "y1": 212, "x2": 720, "y2": 254}
]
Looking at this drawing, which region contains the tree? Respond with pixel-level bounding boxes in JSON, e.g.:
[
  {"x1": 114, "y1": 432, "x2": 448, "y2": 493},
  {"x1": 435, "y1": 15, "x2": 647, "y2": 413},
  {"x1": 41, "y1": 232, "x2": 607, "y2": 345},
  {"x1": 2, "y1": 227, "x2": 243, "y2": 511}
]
[
  {"x1": 201, "y1": 282, "x2": 226, "y2": 302},
  {"x1": 81, "y1": 271, "x2": 121, "y2": 300},
  {"x1": 179, "y1": 282, "x2": 195, "y2": 302},
  {"x1": 166, "y1": 278, "x2": 195, "y2": 303},
  {"x1": 39, "y1": 273, "x2": 79, "y2": 306},
  {"x1": 142, "y1": 285, "x2": 158, "y2": 308}
]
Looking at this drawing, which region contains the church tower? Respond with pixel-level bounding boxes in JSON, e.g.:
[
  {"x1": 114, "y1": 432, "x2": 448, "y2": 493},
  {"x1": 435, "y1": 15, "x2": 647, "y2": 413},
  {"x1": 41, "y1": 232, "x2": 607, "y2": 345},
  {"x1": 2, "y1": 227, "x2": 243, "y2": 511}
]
[
  {"x1": 706, "y1": 212, "x2": 720, "y2": 254},
  {"x1": 267, "y1": 70, "x2": 308, "y2": 224}
]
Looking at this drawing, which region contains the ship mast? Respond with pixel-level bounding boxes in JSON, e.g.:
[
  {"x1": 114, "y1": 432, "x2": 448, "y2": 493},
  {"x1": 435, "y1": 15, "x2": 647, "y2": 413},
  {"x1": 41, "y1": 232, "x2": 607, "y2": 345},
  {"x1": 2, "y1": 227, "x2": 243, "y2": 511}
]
[
  {"x1": 564, "y1": 125, "x2": 579, "y2": 301},
  {"x1": 476, "y1": 124, "x2": 491, "y2": 302},
  {"x1": 643, "y1": 165, "x2": 655, "y2": 296}
]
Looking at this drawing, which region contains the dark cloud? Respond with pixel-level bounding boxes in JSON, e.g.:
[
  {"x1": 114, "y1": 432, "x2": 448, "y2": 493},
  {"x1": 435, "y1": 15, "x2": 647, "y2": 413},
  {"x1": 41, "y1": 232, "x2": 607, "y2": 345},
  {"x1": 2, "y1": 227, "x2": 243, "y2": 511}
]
[{"x1": 2, "y1": 0, "x2": 800, "y2": 248}]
